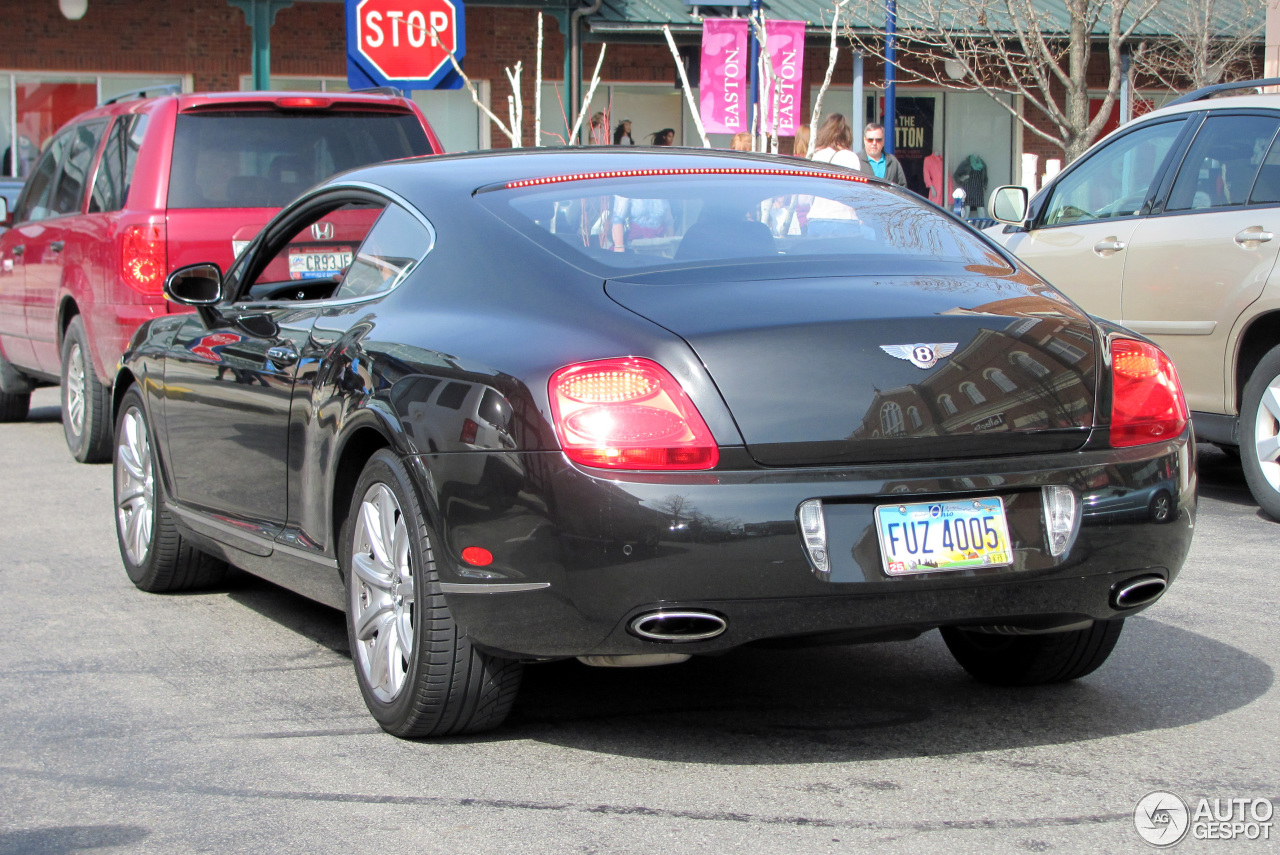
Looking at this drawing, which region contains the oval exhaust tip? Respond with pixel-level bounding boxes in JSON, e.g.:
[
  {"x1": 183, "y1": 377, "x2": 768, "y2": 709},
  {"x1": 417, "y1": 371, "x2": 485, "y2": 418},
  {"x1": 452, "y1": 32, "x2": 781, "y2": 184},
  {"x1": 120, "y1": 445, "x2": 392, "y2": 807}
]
[
  {"x1": 1111, "y1": 575, "x2": 1168, "y2": 610},
  {"x1": 629, "y1": 610, "x2": 727, "y2": 642}
]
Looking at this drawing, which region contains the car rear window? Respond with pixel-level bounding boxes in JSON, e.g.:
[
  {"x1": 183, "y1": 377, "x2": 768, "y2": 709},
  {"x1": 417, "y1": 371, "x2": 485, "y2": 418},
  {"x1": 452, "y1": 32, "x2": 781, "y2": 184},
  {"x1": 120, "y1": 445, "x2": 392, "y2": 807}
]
[
  {"x1": 480, "y1": 171, "x2": 1005, "y2": 274},
  {"x1": 168, "y1": 111, "x2": 432, "y2": 209}
]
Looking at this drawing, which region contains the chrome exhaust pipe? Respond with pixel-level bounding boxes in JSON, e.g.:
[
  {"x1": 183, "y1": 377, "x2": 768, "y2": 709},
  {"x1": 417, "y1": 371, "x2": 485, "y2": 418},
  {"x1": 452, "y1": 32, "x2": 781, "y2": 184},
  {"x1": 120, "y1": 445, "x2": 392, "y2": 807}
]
[
  {"x1": 628, "y1": 610, "x2": 727, "y2": 642},
  {"x1": 1111, "y1": 575, "x2": 1168, "y2": 610}
]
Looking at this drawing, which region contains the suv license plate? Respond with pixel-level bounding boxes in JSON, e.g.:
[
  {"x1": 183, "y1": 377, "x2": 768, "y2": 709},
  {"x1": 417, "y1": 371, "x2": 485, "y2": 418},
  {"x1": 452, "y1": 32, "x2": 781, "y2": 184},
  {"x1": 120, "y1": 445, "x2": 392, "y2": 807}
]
[
  {"x1": 289, "y1": 248, "x2": 353, "y2": 280},
  {"x1": 874, "y1": 497, "x2": 1012, "y2": 576}
]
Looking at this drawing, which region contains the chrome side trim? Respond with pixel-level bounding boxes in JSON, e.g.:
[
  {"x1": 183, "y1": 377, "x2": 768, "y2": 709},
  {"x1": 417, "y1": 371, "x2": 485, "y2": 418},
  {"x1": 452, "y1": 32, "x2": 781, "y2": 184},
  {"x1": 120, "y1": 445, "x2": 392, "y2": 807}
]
[
  {"x1": 438, "y1": 582, "x2": 551, "y2": 593},
  {"x1": 272, "y1": 538, "x2": 339, "y2": 570},
  {"x1": 1119, "y1": 320, "x2": 1216, "y2": 336}
]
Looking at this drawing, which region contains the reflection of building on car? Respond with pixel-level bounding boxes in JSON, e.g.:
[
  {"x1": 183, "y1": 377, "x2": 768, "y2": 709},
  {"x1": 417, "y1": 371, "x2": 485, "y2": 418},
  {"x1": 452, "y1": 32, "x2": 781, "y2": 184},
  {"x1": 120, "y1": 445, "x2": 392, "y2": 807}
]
[
  {"x1": 0, "y1": 89, "x2": 440, "y2": 462},
  {"x1": 987, "y1": 78, "x2": 1280, "y2": 521}
]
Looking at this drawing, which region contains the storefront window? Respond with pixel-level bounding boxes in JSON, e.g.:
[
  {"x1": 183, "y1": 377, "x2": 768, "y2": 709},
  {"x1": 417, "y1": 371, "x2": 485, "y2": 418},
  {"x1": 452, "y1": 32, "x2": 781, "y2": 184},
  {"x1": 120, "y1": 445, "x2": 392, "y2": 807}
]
[{"x1": 1, "y1": 72, "x2": 185, "y2": 179}]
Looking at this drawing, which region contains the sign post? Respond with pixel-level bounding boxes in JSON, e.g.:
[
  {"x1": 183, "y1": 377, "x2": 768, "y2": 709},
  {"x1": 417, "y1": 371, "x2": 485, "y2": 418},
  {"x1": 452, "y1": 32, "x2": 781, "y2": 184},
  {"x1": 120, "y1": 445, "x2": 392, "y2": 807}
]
[{"x1": 346, "y1": 0, "x2": 466, "y2": 90}]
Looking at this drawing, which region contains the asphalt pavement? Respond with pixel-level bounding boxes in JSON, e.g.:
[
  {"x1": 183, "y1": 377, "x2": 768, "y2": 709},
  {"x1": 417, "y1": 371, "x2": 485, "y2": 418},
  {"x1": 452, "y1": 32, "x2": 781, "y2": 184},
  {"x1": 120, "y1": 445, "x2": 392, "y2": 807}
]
[{"x1": 1, "y1": 387, "x2": 1276, "y2": 853}]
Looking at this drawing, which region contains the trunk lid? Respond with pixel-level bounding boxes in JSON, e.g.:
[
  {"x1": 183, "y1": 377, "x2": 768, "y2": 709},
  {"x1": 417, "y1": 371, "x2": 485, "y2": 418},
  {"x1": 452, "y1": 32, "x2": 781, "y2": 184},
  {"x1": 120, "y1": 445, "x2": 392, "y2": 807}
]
[{"x1": 606, "y1": 268, "x2": 1098, "y2": 466}]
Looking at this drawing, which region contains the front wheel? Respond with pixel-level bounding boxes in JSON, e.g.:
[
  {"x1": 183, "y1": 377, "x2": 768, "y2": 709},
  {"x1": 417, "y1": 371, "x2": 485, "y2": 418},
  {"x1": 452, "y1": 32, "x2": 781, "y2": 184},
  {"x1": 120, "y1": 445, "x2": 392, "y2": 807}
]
[
  {"x1": 941, "y1": 619, "x2": 1125, "y2": 686},
  {"x1": 343, "y1": 450, "x2": 522, "y2": 737},
  {"x1": 114, "y1": 385, "x2": 228, "y2": 592},
  {"x1": 1240, "y1": 344, "x2": 1280, "y2": 520},
  {"x1": 62, "y1": 316, "x2": 112, "y2": 462}
]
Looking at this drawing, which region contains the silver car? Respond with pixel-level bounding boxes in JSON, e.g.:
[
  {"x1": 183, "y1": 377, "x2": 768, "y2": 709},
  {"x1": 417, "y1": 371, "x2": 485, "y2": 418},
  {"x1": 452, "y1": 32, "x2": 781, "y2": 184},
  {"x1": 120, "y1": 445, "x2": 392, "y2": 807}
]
[{"x1": 987, "y1": 77, "x2": 1280, "y2": 519}]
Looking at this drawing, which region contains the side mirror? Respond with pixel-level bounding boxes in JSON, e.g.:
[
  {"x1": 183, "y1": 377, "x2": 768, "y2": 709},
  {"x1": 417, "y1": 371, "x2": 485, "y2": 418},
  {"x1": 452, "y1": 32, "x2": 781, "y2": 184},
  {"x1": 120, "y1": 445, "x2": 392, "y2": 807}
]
[
  {"x1": 164, "y1": 263, "x2": 224, "y2": 306},
  {"x1": 989, "y1": 186, "x2": 1030, "y2": 226},
  {"x1": 0, "y1": 197, "x2": 8, "y2": 224}
]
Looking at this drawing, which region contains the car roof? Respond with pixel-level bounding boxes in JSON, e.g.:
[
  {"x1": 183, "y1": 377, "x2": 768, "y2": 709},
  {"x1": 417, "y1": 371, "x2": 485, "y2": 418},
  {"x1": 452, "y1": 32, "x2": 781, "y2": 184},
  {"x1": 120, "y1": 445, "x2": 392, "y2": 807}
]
[
  {"x1": 62, "y1": 90, "x2": 421, "y2": 123},
  {"x1": 1129, "y1": 92, "x2": 1280, "y2": 127},
  {"x1": 333, "y1": 146, "x2": 888, "y2": 204}
]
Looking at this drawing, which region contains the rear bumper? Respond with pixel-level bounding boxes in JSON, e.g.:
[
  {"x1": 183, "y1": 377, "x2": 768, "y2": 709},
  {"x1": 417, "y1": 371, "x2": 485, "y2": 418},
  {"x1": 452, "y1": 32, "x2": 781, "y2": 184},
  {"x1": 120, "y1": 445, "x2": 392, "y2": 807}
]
[{"x1": 420, "y1": 436, "x2": 1195, "y2": 658}]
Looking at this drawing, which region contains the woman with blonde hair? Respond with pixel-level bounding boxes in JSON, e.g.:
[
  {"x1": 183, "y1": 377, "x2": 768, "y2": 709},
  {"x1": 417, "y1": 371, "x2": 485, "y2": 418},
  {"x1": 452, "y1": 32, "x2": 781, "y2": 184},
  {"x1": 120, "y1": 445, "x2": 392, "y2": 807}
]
[
  {"x1": 792, "y1": 124, "x2": 810, "y2": 159},
  {"x1": 730, "y1": 132, "x2": 752, "y2": 151}
]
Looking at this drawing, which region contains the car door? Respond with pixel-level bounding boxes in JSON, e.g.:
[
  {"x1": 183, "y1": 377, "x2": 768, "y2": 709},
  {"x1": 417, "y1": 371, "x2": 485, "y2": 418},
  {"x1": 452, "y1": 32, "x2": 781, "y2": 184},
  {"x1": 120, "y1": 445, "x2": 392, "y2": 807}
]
[
  {"x1": 159, "y1": 192, "x2": 388, "y2": 554},
  {"x1": 25, "y1": 120, "x2": 107, "y2": 373},
  {"x1": 996, "y1": 117, "x2": 1192, "y2": 322},
  {"x1": 1120, "y1": 112, "x2": 1280, "y2": 414},
  {"x1": 0, "y1": 129, "x2": 73, "y2": 372}
]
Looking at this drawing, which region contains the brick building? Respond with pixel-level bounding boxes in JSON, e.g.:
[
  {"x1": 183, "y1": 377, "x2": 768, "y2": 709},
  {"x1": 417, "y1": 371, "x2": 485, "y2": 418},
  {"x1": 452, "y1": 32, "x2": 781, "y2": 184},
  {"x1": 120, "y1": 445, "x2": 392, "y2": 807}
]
[{"x1": 0, "y1": 0, "x2": 1232, "y2": 213}]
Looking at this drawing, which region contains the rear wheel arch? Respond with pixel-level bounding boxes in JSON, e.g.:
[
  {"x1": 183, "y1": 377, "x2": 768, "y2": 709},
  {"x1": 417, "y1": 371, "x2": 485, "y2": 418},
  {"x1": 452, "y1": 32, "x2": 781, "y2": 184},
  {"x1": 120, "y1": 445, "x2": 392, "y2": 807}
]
[
  {"x1": 1235, "y1": 310, "x2": 1280, "y2": 412},
  {"x1": 331, "y1": 426, "x2": 393, "y2": 559},
  {"x1": 57, "y1": 296, "x2": 80, "y2": 351}
]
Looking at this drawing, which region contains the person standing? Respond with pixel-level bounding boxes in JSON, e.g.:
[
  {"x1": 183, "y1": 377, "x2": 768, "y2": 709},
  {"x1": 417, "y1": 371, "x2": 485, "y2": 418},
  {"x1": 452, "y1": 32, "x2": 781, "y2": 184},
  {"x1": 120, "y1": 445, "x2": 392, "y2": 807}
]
[
  {"x1": 792, "y1": 124, "x2": 810, "y2": 159},
  {"x1": 859, "y1": 122, "x2": 907, "y2": 186},
  {"x1": 806, "y1": 114, "x2": 864, "y2": 237},
  {"x1": 730, "y1": 132, "x2": 752, "y2": 151},
  {"x1": 613, "y1": 119, "x2": 633, "y2": 145},
  {"x1": 649, "y1": 128, "x2": 675, "y2": 146}
]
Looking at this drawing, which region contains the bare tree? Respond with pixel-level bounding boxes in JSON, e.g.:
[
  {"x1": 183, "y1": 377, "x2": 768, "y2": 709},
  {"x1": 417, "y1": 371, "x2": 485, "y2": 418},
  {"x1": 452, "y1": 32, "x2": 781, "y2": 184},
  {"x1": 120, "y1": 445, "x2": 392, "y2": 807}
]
[
  {"x1": 842, "y1": 0, "x2": 1161, "y2": 161},
  {"x1": 1129, "y1": 0, "x2": 1265, "y2": 94}
]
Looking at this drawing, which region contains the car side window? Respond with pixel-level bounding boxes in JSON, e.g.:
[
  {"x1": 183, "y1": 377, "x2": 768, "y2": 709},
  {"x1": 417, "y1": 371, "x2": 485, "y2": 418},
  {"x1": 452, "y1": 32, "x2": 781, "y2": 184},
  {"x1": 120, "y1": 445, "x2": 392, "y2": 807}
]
[
  {"x1": 90, "y1": 114, "x2": 148, "y2": 214},
  {"x1": 49, "y1": 121, "x2": 107, "y2": 217},
  {"x1": 13, "y1": 131, "x2": 72, "y2": 224},
  {"x1": 246, "y1": 200, "x2": 385, "y2": 301},
  {"x1": 1165, "y1": 115, "x2": 1280, "y2": 212},
  {"x1": 1041, "y1": 120, "x2": 1185, "y2": 227},
  {"x1": 333, "y1": 203, "x2": 434, "y2": 300},
  {"x1": 1249, "y1": 133, "x2": 1280, "y2": 205}
]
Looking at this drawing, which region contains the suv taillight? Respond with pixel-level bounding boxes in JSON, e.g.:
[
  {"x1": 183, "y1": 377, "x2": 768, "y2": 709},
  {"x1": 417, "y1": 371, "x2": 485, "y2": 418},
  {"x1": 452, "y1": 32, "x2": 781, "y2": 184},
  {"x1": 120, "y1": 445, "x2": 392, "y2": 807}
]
[
  {"x1": 1110, "y1": 339, "x2": 1188, "y2": 447},
  {"x1": 549, "y1": 357, "x2": 719, "y2": 470},
  {"x1": 121, "y1": 224, "x2": 167, "y2": 296}
]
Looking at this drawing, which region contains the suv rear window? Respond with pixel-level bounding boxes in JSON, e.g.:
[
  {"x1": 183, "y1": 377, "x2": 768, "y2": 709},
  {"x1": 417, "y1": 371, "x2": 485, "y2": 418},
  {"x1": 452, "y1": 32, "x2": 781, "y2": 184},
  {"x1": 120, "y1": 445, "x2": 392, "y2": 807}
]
[{"x1": 168, "y1": 111, "x2": 432, "y2": 209}]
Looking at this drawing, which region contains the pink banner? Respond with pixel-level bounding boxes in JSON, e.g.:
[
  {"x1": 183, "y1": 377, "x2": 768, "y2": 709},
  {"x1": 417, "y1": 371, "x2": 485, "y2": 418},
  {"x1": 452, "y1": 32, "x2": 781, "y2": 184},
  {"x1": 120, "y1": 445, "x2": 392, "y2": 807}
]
[
  {"x1": 760, "y1": 20, "x2": 805, "y2": 136},
  {"x1": 699, "y1": 19, "x2": 749, "y2": 135}
]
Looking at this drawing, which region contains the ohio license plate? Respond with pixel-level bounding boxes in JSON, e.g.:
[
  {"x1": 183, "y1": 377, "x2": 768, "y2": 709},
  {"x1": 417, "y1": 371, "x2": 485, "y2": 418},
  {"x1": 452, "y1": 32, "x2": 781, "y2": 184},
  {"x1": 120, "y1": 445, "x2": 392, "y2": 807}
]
[
  {"x1": 288, "y1": 247, "x2": 353, "y2": 280},
  {"x1": 874, "y1": 497, "x2": 1012, "y2": 575}
]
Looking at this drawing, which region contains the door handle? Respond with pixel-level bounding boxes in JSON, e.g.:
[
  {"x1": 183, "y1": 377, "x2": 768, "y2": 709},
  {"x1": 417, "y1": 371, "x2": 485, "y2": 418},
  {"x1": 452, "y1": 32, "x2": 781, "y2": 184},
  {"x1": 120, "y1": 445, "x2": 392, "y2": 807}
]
[
  {"x1": 50, "y1": 240, "x2": 65, "y2": 253},
  {"x1": 1235, "y1": 228, "x2": 1274, "y2": 246},
  {"x1": 266, "y1": 344, "x2": 299, "y2": 366},
  {"x1": 1093, "y1": 239, "x2": 1126, "y2": 255}
]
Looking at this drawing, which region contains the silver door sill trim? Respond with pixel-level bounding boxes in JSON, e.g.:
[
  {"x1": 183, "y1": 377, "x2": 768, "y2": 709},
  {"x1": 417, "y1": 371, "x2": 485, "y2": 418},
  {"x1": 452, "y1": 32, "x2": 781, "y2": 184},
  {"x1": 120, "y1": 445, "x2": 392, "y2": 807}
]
[
  {"x1": 439, "y1": 582, "x2": 551, "y2": 593},
  {"x1": 1119, "y1": 320, "x2": 1216, "y2": 336}
]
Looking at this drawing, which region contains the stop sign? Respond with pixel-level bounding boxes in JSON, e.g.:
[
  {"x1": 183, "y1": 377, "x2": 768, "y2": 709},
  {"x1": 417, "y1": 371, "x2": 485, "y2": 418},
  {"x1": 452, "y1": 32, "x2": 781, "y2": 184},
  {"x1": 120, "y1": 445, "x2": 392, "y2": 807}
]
[{"x1": 347, "y1": 0, "x2": 466, "y2": 89}]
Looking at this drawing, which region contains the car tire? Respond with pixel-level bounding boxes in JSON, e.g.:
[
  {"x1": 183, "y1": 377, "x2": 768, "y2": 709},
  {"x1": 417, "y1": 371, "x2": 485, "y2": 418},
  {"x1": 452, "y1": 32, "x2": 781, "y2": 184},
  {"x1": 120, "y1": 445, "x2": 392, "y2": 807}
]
[
  {"x1": 343, "y1": 450, "x2": 522, "y2": 738},
  {"x1": 1240, "y1": 344, "x2": 1280, "y2": 520},
  {"x1": 940, "y1": 619, "x2": 1125, "y2": 686},
  {"x1": 1148, "y1": 489, "x2": 1173, "y2": 523},
  {"x1": 114, "y1": 385, "x2": 228, "y2": 592},
  {"x1": 0, "y1": 389, "x2": 29, "y2": 422},
  {"x1": 61, "y1": 316, "x2": 112, "y2": 463}
]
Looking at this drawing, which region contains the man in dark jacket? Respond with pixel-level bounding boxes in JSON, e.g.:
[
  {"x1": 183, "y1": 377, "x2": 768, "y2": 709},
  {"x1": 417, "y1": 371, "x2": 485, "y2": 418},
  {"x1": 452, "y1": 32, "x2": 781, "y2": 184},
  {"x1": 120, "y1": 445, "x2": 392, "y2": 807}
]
[{"x1": 860, "y1": 123, "x2": 907, "y2": 186}]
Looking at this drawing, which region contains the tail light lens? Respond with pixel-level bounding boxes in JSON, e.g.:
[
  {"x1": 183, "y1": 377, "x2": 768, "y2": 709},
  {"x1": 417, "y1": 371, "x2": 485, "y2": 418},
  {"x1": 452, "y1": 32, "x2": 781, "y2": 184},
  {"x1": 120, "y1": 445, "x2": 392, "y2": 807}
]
[
  {"x1": 121, "y1": 224, "x2": 167, "y2": 295},
  {"x1": 549, "y1": 357, "x2": 719, "y2": 470},
  {"x1": 1110, "y1": 339, "x2": 1188, "y2": 447}
]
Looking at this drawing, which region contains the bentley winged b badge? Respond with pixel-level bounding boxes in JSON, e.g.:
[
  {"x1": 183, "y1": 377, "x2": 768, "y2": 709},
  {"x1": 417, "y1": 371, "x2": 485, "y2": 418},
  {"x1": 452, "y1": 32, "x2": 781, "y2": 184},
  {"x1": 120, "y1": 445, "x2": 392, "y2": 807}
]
[{"x1": 880, "y1": 343, "x2": 958, "y2": 369}]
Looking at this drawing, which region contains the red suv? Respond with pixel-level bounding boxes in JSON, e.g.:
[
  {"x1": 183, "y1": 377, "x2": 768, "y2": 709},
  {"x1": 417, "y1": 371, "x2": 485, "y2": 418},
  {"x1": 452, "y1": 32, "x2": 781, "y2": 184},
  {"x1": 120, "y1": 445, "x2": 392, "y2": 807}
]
[{"x1": 0, "y1": 89, "x2": 441, "y2": 461}]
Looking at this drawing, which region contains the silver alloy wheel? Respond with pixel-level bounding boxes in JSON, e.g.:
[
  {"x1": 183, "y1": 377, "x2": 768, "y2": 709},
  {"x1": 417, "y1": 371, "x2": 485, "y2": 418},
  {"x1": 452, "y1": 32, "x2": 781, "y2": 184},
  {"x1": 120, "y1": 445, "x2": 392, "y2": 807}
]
[
  {"x1": 65, "y1": 342, "x2": 86, "y2": 437},
  {"x1": 1253, "y1": 376, "x2": 1280, "y2": 492},
  {"x1": 350, "y1": 483, "x2": 415, "y2": 703},
  {"x1": 115, "y1": 407, "x2": 155, "y2": 566}
]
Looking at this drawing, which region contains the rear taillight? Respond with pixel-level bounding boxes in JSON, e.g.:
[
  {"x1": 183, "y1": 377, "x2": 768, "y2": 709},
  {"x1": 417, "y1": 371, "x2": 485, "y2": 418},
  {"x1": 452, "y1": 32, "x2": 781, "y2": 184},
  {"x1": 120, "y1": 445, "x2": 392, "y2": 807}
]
[
  {"x1": 1110, "y1": 339, "x2": 1188, "y2": 447},
  {"x1": 121, "y1": 224, "x2": 167, "y2": 295},
  {"x1": 275, "y1": 97, "x2": 332, "y2": 109},
  {"x1": 549, "y1": 357, "x2": 719, "y2": 470}
]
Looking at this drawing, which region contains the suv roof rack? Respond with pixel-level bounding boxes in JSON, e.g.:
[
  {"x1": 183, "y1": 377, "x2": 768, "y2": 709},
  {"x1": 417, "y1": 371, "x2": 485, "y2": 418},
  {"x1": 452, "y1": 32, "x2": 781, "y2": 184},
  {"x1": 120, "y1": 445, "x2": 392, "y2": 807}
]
[
  {"x1": 101, "y1": 83, "x2": 183, "y2": 105},
  {"x1": 1165, "y1": 77, "x2": 1280, "y2": 108}
]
